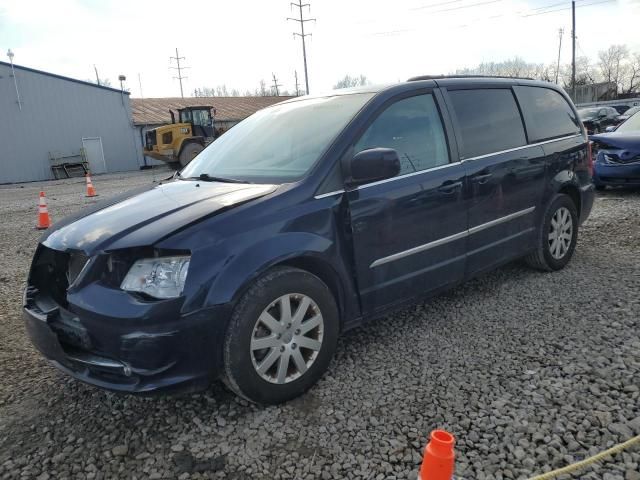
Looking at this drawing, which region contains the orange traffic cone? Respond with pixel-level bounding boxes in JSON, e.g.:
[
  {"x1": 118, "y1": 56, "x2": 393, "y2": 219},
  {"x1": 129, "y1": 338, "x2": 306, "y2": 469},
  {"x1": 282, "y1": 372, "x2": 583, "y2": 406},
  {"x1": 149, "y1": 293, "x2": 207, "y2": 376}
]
[
  {"x1": 419, "y1": 430, "x2": 455, "y2": 480},
  {"x1": 36, "y1": 191, "x2": 51, "y2": 230},
  {"x1": 85, "y1": 173, "x2": 97, "y2": 197}
]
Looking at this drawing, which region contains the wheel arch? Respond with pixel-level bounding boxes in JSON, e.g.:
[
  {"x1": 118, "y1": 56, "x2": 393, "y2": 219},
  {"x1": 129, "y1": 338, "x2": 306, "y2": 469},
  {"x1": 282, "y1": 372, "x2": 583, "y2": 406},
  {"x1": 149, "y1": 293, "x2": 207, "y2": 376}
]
[{"x1": 557, "y1": 182, "x2": 581, "y2": 217}]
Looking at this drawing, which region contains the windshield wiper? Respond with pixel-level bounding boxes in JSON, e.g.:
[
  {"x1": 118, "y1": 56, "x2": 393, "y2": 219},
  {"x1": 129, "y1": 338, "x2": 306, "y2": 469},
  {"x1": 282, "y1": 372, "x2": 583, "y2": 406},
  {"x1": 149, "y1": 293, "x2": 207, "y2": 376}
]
[{"x1": 181, "y1": 173, "x2": 248, "y2": 183}]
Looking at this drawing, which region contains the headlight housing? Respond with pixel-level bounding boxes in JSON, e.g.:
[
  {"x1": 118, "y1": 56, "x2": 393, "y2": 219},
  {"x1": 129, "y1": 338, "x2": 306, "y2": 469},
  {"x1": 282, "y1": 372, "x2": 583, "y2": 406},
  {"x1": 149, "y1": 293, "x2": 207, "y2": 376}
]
[{"x1": 120, "y1": 256, "x2": 190, "y2": 299}]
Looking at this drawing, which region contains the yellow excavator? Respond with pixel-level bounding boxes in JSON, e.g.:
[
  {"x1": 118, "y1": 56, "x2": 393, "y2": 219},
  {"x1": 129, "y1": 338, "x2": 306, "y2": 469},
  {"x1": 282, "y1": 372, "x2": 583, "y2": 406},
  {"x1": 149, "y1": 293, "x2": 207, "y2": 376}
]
[{"x1": 143, "y1": 106, "x2": 216, "y2": 167}]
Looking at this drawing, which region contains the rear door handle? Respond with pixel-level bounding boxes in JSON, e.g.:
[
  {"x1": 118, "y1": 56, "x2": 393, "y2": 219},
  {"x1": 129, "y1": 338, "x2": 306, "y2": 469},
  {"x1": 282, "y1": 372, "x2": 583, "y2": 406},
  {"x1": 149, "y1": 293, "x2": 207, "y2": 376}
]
[
  {"x1": 438, "y1": 181, "x2": 463, "y2": 194},
  {"x1": 471, "y1": 172, "x2": 492, "y2": 184}
]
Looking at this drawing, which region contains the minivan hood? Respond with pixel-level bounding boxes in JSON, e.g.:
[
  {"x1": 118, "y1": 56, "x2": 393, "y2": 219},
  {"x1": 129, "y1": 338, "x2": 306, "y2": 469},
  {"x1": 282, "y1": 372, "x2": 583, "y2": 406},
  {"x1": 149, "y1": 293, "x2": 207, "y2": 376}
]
[{"x1": 42, "y1": 180, "x2": 277, "y2": 254}]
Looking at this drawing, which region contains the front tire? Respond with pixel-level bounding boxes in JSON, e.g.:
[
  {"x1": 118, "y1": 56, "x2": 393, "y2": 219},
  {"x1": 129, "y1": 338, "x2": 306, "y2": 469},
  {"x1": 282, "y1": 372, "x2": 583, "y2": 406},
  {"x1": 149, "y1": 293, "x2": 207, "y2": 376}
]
[
  {"x1": 525, "y1": 194, "x2": 579, "y2": 271},
  {"x1": 223, "y1": 267, "x2": 339, "y2": 404}
]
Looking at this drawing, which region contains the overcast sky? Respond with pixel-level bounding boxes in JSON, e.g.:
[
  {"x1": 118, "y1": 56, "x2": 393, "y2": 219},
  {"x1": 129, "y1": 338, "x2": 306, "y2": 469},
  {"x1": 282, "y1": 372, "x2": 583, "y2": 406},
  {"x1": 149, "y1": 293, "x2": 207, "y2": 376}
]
[{"x1": 1, "y1": 0, "x2": 639, "y2": 98}]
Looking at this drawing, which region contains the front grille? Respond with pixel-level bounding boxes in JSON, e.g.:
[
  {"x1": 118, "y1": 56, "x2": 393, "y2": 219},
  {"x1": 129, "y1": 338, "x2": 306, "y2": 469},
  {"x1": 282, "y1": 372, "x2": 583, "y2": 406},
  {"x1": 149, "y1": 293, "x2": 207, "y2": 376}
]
[
  {"x1": 29, "y1": 247, "x2": 90, "y2": 307},
  {"x1": 602, "y1": 153, "x2": 640, "y2": 165},
  {"x1": 30, "y1": 246, "x2": 71, "y2": 307}
]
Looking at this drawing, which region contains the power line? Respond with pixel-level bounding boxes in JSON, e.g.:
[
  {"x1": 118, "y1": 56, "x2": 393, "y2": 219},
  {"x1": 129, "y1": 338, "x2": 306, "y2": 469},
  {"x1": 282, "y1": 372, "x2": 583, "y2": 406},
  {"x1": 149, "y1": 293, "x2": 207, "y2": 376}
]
[
  {"x1": 371, "y1": 0, "x2": 613, "y2": 35},
  {"x1": 522, "y1": 0, "x2": 613, "y2": 17},
  {"x1": 288, "y1": 1, "x2": 315, "y2": 95},
  {"x1": 169, "y1": 48, "x2": 189, "y2": 99}
]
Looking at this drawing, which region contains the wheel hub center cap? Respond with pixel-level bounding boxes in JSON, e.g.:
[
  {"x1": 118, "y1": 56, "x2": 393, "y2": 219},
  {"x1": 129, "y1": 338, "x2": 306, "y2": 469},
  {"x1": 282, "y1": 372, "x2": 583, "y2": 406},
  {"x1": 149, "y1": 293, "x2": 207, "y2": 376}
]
[{"x1": 282, "y1": 332, "x2": 293, "y2": 343}]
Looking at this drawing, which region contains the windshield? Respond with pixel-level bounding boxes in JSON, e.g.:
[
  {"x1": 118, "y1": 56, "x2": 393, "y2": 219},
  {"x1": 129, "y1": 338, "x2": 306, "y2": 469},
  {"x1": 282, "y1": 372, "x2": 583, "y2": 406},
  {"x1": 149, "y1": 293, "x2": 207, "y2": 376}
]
[
  {"x1": 578, "y1": 108, "x2": 599, "y2": 118},
  {"x1": 617, "y1": 111, "x2": 640, "y2": 133},
  {"x1": 180, "y1": 93, "x2": 375, "y2": 184}
]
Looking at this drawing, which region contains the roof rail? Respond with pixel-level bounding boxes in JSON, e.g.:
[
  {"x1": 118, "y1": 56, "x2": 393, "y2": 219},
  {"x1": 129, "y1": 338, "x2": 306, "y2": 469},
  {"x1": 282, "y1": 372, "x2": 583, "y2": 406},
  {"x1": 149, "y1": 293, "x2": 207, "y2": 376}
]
[{"x1": 407, "y1": 74, "x2": 535, "y2": 81}]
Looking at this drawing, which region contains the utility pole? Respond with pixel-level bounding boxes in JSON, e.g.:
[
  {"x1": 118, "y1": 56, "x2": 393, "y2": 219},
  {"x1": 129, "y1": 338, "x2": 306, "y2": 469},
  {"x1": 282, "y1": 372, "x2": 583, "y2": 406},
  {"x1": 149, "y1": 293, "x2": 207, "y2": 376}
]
[
  {"x1": 555, "y1": 28, "x2": 563, "y2": 85},
  {"x1": 271, "y1": 73, "x2": 282, "y2": 96},
  {"x1": 170, "y1": 48, "x2": 188, "y2": 98},
  {"x1": 571, "y1": 0, "x2": 576, "y2": 100},
  {"x1": 288, "y1": 1, "x2": 315, "y2": 95},
  {"x1": 294, "y1": 70, "x2": 300, "y2": 96}
]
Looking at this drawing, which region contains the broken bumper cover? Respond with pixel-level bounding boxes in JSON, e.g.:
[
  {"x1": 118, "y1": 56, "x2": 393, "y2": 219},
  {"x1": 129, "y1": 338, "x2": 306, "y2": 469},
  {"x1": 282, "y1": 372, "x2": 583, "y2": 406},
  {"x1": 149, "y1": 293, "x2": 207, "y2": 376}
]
[{"x1": 23, "y1": 284, "x2": 228, "y2": 394}]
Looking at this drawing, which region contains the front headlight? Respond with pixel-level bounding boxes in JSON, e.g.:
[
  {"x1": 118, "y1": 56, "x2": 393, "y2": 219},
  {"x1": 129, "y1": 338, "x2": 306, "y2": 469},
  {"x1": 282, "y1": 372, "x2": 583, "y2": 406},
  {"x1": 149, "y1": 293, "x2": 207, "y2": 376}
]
[{"x1": 120, "y1": 256, "x2": 190, "y2": 299}]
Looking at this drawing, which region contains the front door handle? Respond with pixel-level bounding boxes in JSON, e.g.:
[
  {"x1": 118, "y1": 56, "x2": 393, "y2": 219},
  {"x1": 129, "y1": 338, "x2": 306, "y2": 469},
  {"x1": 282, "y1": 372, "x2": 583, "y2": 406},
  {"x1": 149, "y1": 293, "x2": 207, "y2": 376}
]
[
  {"x1": 438, "y1": 181, "x2": 463, "y2": 194},
  {"x1": 471, "y1": 172, "x2": 492, "y2": 184}
]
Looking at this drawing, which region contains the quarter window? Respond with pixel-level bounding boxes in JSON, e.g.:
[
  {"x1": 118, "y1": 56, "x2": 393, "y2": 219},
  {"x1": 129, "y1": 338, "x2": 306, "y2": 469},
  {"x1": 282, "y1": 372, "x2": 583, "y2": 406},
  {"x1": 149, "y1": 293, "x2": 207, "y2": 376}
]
[
  {"x1": 354, "y1": 94, "x2": 449, "y2": 176},
  {"x1": 448, "y1": 88, "x2": 527, "y2": 159},
  {"x1": 514, "y1": 86, "x2": 581, "y2": 142}
]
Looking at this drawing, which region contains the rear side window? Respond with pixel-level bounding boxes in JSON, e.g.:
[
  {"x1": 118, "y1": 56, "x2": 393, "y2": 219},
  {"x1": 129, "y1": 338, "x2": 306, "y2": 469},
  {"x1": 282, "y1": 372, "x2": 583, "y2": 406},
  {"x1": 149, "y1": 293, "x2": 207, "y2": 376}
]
[
  {"x1": 448, "y1": 89, "x2": 527, "y2": 159},
  {"x1": 354, "y1": 94, "x2": 449, "y2": 176},
  {"x1": 514, "y1": 86, "x2": 581, "y2": 142}
]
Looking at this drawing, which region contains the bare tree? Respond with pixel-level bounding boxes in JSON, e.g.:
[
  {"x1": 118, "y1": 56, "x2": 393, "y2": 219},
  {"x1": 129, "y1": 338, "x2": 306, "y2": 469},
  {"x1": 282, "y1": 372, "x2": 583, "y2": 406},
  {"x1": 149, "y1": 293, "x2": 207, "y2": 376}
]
[
  {"x1": 562, "y1": 56, "x2": 597, "y2": 89},
  {"x1": 86, "y1": 77, "x2": 112, "y2": 87},
  {"x1": 333, "y1": 74, "x2": 370, "y2": 89},
  {"x1": 622, "y1": 53, "x2": 640, "y2": 94},
  {"x1": 192, "y1": 85, "x2": 244, "y2": 97},
  {"x1": 598, "y1": 45, "x2": 629, "y2": 92},
  {"x1": 455, "y1": 58, "x2": 547, "y2": 80}
]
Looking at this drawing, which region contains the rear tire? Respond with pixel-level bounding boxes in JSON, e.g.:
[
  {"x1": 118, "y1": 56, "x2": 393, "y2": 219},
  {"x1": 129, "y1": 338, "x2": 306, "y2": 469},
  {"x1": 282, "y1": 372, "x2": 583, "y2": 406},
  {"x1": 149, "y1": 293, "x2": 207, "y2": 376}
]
[
  {"x1": 525, "y1": 194, "x2": 579, "y2": 272},
  {"x1": 222, "y1": 267, "x2": 339, "y2": 404},
  {"x1": 179, "y1": 142, "x2": 204, "y2": 167}
]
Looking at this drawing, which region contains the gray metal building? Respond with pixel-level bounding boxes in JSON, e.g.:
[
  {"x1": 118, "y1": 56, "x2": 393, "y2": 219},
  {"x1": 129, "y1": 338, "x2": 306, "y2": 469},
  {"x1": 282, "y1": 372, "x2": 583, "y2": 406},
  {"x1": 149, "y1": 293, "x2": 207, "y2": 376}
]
[{"x1": 0, "y1": 61, "x2": 142, "y2": 184}]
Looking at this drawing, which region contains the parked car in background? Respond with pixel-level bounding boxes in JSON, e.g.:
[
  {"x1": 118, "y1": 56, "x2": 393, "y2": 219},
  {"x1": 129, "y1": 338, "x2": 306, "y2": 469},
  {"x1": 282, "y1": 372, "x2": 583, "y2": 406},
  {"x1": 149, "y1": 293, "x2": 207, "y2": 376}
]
[
  {"x1": 24, "y1": 77, "x2": 594, "y2": 404},
  {"x1": 616, "y1": 105, "x2": 640, "y2": 124},
  {"x1": 578, "y1": 106, "x2": 621, "y2": 134},
  {"x1": 591, "y1": 111, "x2": 640, "y2": 190},
  {"x1": 611, "y1": 105, "x2": 631, "y2": 115}
]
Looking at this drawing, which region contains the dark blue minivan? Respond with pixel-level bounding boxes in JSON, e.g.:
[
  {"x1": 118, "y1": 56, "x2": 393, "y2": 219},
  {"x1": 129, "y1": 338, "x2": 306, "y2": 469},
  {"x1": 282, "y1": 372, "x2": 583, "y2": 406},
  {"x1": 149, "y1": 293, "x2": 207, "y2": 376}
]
[{"x1": 24, "y1": 77, "x2": 595, "y2": 404}]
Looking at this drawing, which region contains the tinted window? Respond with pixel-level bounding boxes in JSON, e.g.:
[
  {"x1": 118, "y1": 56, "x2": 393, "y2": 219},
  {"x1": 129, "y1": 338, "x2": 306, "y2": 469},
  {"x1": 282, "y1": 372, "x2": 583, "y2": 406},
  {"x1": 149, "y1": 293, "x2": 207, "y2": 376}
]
[
  {"x1": 514, "y1": 86, "x2": 581, "y2": 142},
  {"x1": 448, "y1": 89, "x2": 527, "y2": 159},
  {"x1": 354, "y1": 94, "x2": 449, "y2": 176}
]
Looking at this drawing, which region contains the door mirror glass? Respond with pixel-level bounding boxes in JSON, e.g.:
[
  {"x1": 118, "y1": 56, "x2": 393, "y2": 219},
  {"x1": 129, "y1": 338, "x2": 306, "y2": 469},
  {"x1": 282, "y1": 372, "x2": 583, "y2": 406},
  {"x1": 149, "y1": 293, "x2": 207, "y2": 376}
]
[{"x1": 346, "y1": 148, "x2": 401, "y2": 186}]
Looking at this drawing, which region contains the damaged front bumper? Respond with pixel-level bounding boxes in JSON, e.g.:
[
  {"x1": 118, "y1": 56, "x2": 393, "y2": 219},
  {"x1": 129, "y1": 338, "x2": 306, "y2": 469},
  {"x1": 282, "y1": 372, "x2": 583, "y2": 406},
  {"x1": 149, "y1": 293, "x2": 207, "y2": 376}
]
[{"x1": 23, "y1": 248, "x2": 228, "y2": 394}]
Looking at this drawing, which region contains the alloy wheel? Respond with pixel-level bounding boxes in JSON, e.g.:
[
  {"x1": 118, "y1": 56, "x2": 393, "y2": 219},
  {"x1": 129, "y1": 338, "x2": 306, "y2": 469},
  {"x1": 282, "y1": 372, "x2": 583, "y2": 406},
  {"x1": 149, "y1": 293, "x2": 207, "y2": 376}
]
[
  {"x1": 250, "y1": 294, "x2": 324, "y2": 384},
  {"x1": 548, "y1": 207, "x2": 573, "y2": 260}
]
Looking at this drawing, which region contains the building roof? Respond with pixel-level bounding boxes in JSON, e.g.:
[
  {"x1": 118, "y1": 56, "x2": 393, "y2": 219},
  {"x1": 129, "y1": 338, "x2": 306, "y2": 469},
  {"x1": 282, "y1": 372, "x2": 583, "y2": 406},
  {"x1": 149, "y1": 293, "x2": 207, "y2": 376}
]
[
  {"x1": 131, "y1": 96, "x2": 294, "y2": 125},
  {"x1": 0, "y1": 61, "x2": 129, "y2": 94}
]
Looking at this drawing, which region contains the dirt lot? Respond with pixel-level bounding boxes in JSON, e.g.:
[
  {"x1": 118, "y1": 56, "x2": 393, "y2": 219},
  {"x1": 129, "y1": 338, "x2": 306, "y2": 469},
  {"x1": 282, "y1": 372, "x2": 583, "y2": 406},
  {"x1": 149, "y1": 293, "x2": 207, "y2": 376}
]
[{"x1": 0, "y1": 169, "x2": 639, "y2": 480}]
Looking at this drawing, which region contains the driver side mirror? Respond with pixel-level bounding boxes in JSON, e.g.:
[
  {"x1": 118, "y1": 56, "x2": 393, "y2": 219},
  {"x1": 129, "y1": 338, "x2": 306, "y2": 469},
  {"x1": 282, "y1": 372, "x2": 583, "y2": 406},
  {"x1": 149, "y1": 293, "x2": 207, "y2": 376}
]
[
  {"x1": 344, "y1": 148, "x2": 401, "y2": 187},
  {"x1": 605, "y1": 125, "x2": 616, "y2": 132}
]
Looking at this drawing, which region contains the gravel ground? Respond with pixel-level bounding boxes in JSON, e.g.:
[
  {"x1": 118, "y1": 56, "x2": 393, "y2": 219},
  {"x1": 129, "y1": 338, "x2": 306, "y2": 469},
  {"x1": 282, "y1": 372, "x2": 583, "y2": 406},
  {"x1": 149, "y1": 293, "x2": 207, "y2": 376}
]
[{"x1": 0, "y1": 169, "x2": 639, "y2": 480}]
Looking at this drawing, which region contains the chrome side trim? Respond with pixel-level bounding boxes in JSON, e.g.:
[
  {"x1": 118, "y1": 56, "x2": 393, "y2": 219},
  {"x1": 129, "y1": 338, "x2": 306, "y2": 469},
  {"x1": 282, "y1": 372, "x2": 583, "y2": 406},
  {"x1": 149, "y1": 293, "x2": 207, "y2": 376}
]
[
  {"x1": 462, "y1": 134, "x2": 583, "y2": 162},
  {"x1": 314, "y1": 189, "x2": 345, "y2": 199},
  {"x1": 358, "y1": 161, "x2": 463, "y2": 190},
  {"x1": 369, "y1": 206, "x2": 536, "y2": 268},
  {"x1": 468, "y1": 206, "x2": 536, "y2": 235},
  {"x1": 370, "y1": 230, "x2": 468, "y2": 268}
]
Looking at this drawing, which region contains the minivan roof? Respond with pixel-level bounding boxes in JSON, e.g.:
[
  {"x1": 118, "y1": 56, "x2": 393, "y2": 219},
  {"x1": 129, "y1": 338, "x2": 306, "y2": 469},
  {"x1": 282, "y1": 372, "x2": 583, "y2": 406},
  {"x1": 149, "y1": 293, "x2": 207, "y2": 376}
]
[{"x1": 276, "y1": 77, "x2": 564, "y2": 106}]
